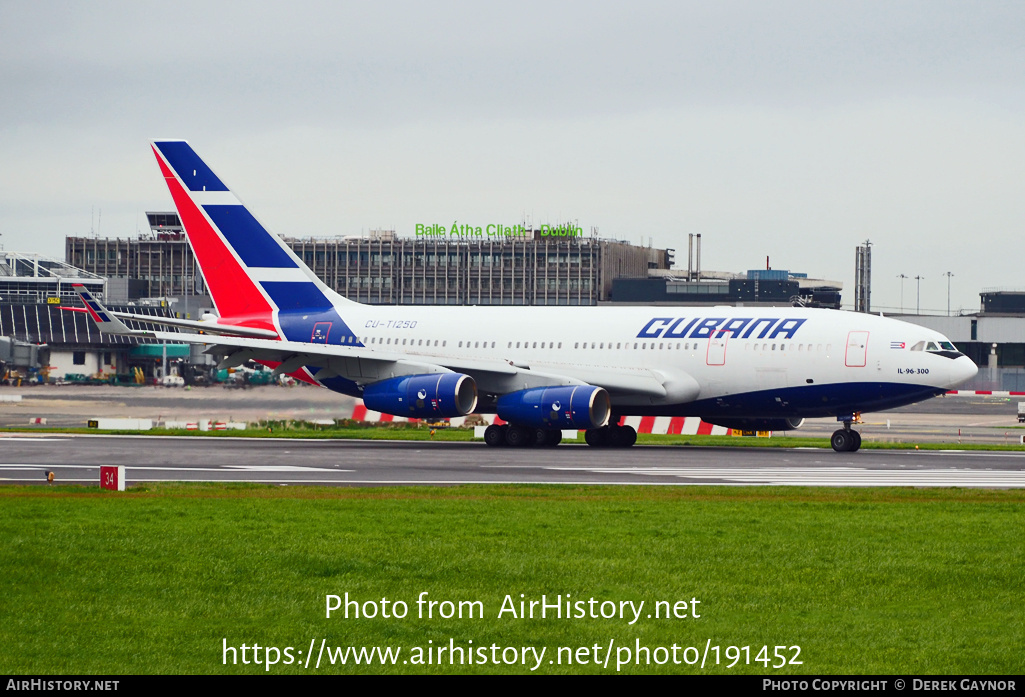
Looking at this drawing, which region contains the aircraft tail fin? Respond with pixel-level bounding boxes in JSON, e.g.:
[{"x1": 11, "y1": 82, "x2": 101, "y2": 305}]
[
  {"x1": 149, "y1": 140, "x2": 358, "y2": 332},
  {"x1": 71, "y1": 284, "x2": 136, "y2": 335}
]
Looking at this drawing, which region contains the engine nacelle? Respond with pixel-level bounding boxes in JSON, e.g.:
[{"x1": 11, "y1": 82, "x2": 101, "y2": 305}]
[
  {"x1": 362, "y1": 373, "x2": 477, "y2": 418},
  {"x1": 702, "y1": 417, "x2": 805, "y2": 432},
  {"x1": 497, "y1": 385, "x2": 610, "y2": 430}
]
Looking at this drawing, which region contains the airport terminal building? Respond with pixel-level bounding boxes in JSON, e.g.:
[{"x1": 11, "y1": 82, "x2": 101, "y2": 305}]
[
  {"x1": 66, "y1": 213, "x2": 671, "y2": 307},
  {"x1": 2, "y1": 212, "x2": 1023, "y2": 392},
  {"x1": 899, "y1": 291, "x2": 1025, "y2": 391}
]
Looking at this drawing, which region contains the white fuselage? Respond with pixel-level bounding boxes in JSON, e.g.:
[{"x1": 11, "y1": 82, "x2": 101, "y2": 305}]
[{"x1": 306, "y1": 300, "x2": 977, "y2": 418}]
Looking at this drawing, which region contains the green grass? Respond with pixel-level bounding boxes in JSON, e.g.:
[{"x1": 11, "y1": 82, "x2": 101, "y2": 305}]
[{"x1": 1, "y1": 484, "x2": 1022, "y2": 674}]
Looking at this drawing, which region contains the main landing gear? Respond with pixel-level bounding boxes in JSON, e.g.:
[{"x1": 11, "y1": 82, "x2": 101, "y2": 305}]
[
  {"x1": 484, "y1": 424, "x2": 562, "y2": 448},
  {"x1": 584, "y1": 424, "x2": 637, "y2": 448},
  {"x1": 482, "y1": 424, "x2": 637, "y2": 448},
  {"x1": 830, "y1": 414, "x2": 862, "y2": 453}
]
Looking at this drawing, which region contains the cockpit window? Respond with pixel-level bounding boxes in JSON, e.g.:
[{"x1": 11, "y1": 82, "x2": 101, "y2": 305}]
[{"x1": 911, "y1": 339, "x2": 963, "y2": 358}]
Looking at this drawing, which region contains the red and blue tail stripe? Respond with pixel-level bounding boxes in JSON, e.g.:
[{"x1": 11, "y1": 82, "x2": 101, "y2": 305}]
[
  {"x1": 74, "y1": 284, "x2": 112, "y2": 323},
  {"x1": 150, "y1": 140, "x2": 363, "y2": 349}
]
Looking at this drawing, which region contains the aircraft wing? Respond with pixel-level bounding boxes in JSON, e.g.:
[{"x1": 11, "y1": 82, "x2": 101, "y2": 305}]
[
  {"x1": 85, "y1": 317, "x2": 676, "y2": 398},
  {"x1": 73, "y1": 285, "x2": 687, "y2": 399},
  {"x1": 155, "y1": 330, "x2": 676, "y2": 397},
  {"x1": 107, "y1": 311, "x2": 279, "y2": 338}
]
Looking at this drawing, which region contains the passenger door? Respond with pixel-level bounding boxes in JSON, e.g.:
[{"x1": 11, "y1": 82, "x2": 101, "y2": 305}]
[{"x1": 845, "y1": 331, "x2": 869, "y2": 367}]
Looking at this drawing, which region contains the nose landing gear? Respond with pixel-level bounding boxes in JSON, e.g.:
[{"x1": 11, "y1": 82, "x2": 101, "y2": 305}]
[{"x1": 831, "y1": 413, "x2": 863, "y2": 452}]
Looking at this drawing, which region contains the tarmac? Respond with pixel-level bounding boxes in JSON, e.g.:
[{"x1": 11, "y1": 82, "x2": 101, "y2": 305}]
[{"x1": 0, "y1": 384, "x2": 1021, "y2": 446}]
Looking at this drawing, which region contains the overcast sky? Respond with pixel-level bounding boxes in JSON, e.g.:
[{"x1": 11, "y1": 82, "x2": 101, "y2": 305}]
[{"x1": 1, "y1": 1, "x2": 1022, "y2": 313}]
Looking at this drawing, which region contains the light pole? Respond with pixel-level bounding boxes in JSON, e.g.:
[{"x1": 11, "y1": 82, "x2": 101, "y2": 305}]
[
  {"x1": 944, "y1": 271, "x2": 954, "y2": 316},
  {"x1": 915, "y1": 275, "x2": 924, "y2": 314},
  {"x1": 897, "y1": 274, "x2": 908, "y2": 314}
]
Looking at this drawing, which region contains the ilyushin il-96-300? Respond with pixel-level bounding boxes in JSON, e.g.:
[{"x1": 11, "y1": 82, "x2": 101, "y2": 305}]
[{"x1": 72, "y1": 141, "x2": 977, "y2": 453}]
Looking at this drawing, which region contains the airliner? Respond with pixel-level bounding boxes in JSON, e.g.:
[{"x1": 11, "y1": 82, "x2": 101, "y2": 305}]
[{"x1": 75, "y1": 140, "x2": 978, "y2": 452}]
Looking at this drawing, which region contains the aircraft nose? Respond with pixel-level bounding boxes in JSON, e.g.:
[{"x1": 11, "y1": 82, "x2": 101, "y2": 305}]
[{"x1": 949, "y1": 356, "x2": 978, "y2": 388}]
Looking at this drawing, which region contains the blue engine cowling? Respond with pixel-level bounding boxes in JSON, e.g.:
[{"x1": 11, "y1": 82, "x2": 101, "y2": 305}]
[
  {"x1": 497, "y1": 385, "x2": 610, "y2": 430},
  {"x1": 363, "y1": 373, "x2": 478, "y2": 418}
]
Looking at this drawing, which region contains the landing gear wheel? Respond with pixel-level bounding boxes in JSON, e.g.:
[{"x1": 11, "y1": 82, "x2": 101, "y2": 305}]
[
  {"x1": 608, "y1": 425, "x2": 637, "y2": 447},
  {"x1": 585, "y1": 427, "x2": 609, "y2": 447},
  {"x1": 830, "y1": 429, "x2": 852, "y2": 453},
  {"x1": 505, "y1": 425, "x2": 533, "y2": 448},
  {"x1": 535, "y1": 429, "x2": 562, "y2": 447},
  {"x1": 484, "y1": 424, "x2": 506, "y2": 447},
  {"x1": 830, "y1": 428, "x2": 861, "y2": 452},
  {"x1": 619, "y1": 425, "x2": 637, "y2": 447}
]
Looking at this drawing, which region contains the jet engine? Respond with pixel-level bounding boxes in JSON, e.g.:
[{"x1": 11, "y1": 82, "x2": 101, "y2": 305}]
[
  {"x1": 362, "y1": 373, "x2": 477, "y2": 418},
  {"x1": 497, "y1": 385, "x2": 610, "y2": 430}
]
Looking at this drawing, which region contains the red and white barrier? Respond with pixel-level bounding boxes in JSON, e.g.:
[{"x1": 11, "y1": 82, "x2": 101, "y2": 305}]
[
  {"x1": 947, "y1": 390, "x2": 1025, "y2": 396},
  {"x1": 345, "y1": 402, "x2": 727, "y2": 434},
  {"x1": 163, "y1": 420, "x2": 246, "y2": 430},
  {"x1": 617, "y1": 415, "x2": 728, "y2": 435}
]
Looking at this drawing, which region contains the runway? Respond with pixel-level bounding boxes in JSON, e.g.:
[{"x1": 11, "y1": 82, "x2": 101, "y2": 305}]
[
  {"x1": 3, "y1": 385, "x2": 1023, "y2": 445},
  {"x1": 2, "y1": 434, "x2": 1025, "y2": 488}
]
